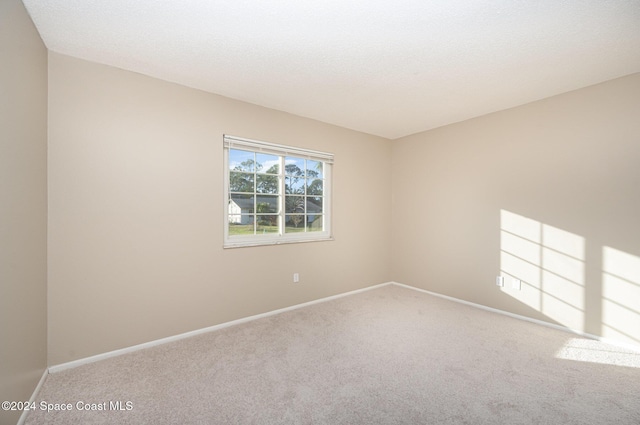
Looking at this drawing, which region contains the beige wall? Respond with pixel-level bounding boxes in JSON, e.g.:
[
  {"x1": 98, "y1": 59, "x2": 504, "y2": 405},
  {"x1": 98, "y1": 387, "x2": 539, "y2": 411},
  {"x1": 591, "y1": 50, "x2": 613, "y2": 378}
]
[
  {"x1": 47, "y1": 52, "x2": 392, "y2": 365},
  {"x1": 392, "y1": 73, "x2": 640, "y2": 346},
  {"x1": 6, "y1": 5, "x2": 638, "y2": 378},
  {"x1": 0, "y1": 0, "x2": 48, "y2": 423}
]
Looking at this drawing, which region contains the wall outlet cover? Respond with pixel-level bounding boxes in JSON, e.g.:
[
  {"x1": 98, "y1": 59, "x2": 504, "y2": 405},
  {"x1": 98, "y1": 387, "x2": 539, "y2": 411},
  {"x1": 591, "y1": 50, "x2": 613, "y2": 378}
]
[{"x1": 512, "y1": 278, "x2": 521, "y2": 290}]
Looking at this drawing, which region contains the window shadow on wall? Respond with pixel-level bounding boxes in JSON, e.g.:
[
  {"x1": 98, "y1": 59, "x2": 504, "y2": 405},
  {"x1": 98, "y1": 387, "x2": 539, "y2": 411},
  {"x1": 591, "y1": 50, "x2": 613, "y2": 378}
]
[
  {"x1": 500, "y1": 209, "x2": 586, "y2": 332},
  {"x1": 499, "y1": 209, "x2": 640, "y2": 367},
  {"x1": 601, "y1": 246, "x2": 640, "y2": 346}
]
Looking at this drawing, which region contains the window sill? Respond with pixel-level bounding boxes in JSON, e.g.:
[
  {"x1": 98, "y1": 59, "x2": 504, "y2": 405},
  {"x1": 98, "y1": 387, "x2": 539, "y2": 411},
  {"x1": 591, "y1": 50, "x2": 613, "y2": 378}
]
[{"x1": 223, "y1": 235, "x2": 334, "y2": 249}]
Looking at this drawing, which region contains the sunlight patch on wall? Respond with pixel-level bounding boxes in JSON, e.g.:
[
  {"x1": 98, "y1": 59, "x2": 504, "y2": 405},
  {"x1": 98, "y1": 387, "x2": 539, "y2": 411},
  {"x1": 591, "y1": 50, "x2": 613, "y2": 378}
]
[
  {"x1": 602, "y1": 247, "x2": 640, "y2": 346},
  {"x1": 555, "y1": 337, "x2": 640, "y2": 368},
  {"x1": 500, "y1": 210, "x2": 585, "y2": 331}
]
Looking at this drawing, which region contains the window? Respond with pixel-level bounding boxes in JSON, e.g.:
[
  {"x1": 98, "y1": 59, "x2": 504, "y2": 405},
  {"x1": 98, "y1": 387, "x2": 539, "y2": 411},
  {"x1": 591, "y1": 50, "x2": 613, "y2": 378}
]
[{"x1": 223, "y1": 135, "x2": 333, "y2": 248}]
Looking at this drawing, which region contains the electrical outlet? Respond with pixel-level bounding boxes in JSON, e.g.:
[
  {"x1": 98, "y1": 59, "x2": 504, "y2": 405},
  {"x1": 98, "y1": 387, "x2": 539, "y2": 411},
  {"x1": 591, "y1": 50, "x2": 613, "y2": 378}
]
[
  {"x1": 512, "y1": 278, "x2": 521, "y2": 290},
  {"x1": 496, "y1": 276, "x2": 504, "y2": 287},
  {"x1": 293, "y1": 273, "x2": 300, "y2": 283}
]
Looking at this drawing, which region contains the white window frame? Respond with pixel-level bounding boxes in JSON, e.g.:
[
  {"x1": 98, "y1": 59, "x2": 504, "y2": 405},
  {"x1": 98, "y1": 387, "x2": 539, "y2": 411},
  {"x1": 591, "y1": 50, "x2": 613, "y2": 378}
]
[{"x1": 223, "y1": 135, "x2": 333, "y2": 248}]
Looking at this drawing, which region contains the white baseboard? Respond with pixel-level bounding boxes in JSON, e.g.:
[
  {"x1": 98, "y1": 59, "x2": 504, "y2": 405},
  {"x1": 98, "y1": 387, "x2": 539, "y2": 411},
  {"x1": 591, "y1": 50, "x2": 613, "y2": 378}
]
[
  {"x1": 17, "y1": 368, "x2": 48, "y2": 425},
  {"x1": 391, "y1": 281, "x2": 640, "y2": 353},
  {"x1": 49, "y1": 280, "x2": 638, "y2": 375},
  {"x1": 49, "y1": 281, "x2": 394, "y2": 373}
]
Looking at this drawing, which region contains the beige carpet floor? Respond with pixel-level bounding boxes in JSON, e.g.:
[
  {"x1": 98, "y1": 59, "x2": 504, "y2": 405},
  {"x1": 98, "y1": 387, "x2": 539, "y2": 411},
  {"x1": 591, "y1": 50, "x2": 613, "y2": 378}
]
[{"x1": 24, "y1": 284, "x2": 640, "y2": 424}]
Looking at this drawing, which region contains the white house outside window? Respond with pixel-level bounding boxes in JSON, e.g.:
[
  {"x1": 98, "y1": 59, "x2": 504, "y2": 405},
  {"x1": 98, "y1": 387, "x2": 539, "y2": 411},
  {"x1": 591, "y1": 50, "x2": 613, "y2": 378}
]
[{"x1": 223, "y1": 135, "x2": 333, "y2": 248}]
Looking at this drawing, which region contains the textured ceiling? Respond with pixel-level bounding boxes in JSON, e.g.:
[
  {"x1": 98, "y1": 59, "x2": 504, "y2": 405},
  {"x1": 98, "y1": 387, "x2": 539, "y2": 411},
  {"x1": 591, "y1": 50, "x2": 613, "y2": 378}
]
[{"x1": 22, "y1": 0, "x2": 640, "y2": 139}]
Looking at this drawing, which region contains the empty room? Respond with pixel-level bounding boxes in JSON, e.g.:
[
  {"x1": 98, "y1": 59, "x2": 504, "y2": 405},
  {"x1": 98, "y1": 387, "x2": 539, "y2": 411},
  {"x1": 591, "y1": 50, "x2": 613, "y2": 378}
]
[{"x1": 2, "y1": 0, "x2": 639, "y2": 424}]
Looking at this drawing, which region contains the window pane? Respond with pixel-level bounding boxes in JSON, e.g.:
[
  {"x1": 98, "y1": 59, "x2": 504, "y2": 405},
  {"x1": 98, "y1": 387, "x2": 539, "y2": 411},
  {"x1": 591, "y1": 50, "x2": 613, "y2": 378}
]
[
  {"x1": 230, "y1": 172, "x2": 254, "y2": 193},
  {"x1": 224, "y1": 137, "x2": 332, "y2": 247},
  {"x1": 228, "y1": 215, "x2": 254, "y2": 235},
  {"x1": 256, "y1": 195, "x2": 279, "y2": 213},
  {"x1": 285, "y1": 215, "x2": 305, "y2": 232},
  {"x1": 229, "y1": 194, "x2": 254, "y2": 213},
  {"x1": 256, "y1": 174, "x2": 278, "y2": 194},
  {"x1": 285, "y1": 176, "x2": 305, "y2": 194},
  {"x1": 229, "y1": 149, "x2": 255, "y2": 172},
  {"x1": 286, "y1": 196, "x2": 305, "y2": 213},
  {"x1": 256, "y1": 215, "x2": 278, "y2": 233},
  {"x1": 307, "y1": 215, "x2": 323, "y2": 232},
  {"x1": 306, "y1": 178, "x2": 323, "y2": 196},
  {"x1": 285, "y1": 157, "x2": 305, "y2": 176},
  {"x1": 307, "y1": 197, "x2": 323, "y2": 214},
  {"x1": 306, "y1": 160, "x2": 323, "y2": 178},
  {"x1": 256, "y1": 153, "x2": 279, "y2": 174}
]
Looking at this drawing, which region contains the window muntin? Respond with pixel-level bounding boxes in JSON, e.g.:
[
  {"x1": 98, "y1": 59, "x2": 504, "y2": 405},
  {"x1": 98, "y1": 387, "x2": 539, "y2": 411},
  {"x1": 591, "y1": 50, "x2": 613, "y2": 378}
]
[{"x1": 224, "y1": 135, "x2": 332, "y2": 247}]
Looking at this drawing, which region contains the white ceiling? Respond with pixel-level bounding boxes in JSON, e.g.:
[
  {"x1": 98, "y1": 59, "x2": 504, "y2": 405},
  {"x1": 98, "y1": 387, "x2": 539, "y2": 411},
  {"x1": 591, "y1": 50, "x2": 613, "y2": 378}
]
[{"x1": 22, "y1": 0, "x2": 640, "y2": 139}]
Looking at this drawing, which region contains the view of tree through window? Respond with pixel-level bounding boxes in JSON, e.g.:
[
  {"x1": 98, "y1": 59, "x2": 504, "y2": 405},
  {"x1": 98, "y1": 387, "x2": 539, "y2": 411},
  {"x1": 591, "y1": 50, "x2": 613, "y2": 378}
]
[
  {"x1": 228, "y1": 150, "x2": 280, "y2": 235},
  {"x1": 225, "y1": 137, "x2": 332, "y2": 247}
]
